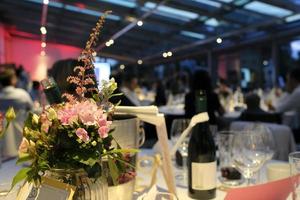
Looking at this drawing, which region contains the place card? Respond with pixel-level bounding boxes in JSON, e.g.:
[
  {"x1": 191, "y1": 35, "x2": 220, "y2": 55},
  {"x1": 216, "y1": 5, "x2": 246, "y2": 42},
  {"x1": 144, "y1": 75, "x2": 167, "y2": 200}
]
[{"x1": 17, "y1": 177, "x2": 75, "y2": 200}]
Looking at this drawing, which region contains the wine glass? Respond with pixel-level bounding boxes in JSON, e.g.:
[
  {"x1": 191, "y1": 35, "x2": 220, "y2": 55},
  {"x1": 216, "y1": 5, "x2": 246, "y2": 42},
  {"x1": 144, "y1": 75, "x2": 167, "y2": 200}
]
[
  {"x1": 231, "y1": 130, "x2": 274, "y2": 185},
  {"x1": 170, "y1": 118, "x2": 190, "y2": 187}
]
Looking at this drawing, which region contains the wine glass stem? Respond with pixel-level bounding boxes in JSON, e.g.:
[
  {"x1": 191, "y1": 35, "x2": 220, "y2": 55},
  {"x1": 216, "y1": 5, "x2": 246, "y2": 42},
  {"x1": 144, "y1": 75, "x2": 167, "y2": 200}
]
[
  {"x1": 246, "y1": 178, "x2": 251, "y2": 186},
  {"x1": 182, "y1": 155, "x2": 188, "y2": 184}
]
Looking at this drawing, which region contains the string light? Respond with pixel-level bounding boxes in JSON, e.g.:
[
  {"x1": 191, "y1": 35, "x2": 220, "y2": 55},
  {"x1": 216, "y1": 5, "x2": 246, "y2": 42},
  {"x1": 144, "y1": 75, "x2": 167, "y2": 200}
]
[
  {"x1": 40, "y1": 26, "x2": 47, "y2": 35},
  {"x1": 41, "y1": 42, "x2": 46, "y2": 48},
  {"x1": 137, "y1": 59, "x2": 143, "y2": 65},
  {"x1": 120, "y1": 64, "x2": 125, "y2": 70},
  {"x1": 40, "y1": 50, "x2": 46, "y2": 56},
  {"x1": 43, "y1": 0, "x2": 49, "y2": 4},
  {"x1": 216, "y1": 37, "x2": 222, "y2": 44},
  {"x1": 105, "y1": 39, "x2": 114, "y2": 47},
  {"x1": 163, "y1": 52, "x2": 168, "y2": 58},
  {"x1": 167, "y1": 51, "x2": 172, "y2": 57},
  {"x1": 137, "y1": 20, "x2": 143, "y2": 26}
]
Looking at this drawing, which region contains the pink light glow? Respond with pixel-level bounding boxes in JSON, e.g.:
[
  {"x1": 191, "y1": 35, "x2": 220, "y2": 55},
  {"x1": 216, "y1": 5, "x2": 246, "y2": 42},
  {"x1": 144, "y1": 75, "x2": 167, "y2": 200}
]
[{"x1": 0, "y1": 27, "x2": 81, "y2": 81}]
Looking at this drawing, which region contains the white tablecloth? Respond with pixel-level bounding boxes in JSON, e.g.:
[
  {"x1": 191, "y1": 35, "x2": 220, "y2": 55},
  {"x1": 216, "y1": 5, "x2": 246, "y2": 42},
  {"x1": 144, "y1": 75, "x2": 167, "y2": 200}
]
[{"x1": 0, "y1": 149, "x2": 290, "y2": 200}]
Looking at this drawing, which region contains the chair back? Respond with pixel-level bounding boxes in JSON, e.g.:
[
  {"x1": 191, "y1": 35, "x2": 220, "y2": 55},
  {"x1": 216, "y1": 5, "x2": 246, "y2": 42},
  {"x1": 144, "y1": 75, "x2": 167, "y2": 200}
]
[{"x1": 230, "y1": 121, "x2": 296, "y2": 161}]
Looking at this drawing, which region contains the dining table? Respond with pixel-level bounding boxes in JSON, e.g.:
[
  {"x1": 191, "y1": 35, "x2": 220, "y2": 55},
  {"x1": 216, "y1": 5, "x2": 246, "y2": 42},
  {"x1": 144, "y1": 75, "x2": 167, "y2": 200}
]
[{"x1": 0, "y1": 148, "x2": 294, "y2": 200}]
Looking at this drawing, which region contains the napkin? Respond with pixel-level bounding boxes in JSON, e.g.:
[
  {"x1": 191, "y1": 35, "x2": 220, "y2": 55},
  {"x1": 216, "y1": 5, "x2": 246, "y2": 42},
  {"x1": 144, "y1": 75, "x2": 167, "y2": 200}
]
[{"x1": 225, "y1": 175, "x2": 300, "y2": 200}]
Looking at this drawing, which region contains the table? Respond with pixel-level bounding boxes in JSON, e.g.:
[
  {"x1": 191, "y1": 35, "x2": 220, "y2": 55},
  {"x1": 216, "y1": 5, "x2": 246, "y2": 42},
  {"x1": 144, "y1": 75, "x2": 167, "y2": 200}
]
[{"x1": 0, "y1": 149, "x2": 290, "y2": 200}]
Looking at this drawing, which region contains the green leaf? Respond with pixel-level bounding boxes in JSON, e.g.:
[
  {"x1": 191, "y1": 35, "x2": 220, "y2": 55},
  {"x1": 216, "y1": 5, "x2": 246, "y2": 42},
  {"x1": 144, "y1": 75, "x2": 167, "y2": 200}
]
[
  {"x1": 105, "y1": 148, "x2": 140, "y2": 155},
  {"x1": 109, "y1": 93, "x2": 123, "y2": 98},
  {"x1": 79, "y1": 158, "x2": 98, "y2": 167},
  {"x1": 113, "y1": 157, "x2": 136, "y2": 169},
  {"x1": 11, "y1": 168, "x2": 30, "y2": 191},
  {"x1": 16, "y1": 153, "x2": 32, "y2": 165},
  {"x1": 107, "y1": 157, "x2": 119, "y2": 185}
]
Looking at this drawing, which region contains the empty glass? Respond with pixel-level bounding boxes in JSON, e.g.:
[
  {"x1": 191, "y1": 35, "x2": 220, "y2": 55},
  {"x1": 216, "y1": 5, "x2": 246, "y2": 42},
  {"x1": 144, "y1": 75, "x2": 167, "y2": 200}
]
[
  {"x1": 231, "y1": 130, "x2": 274, "y2": 185},
  {"x1": 216, "y1": 131, "x2": 243, "y2": 186},
  {"x1": 170, "y1": 118, "x2": 190, "y2": 187}
]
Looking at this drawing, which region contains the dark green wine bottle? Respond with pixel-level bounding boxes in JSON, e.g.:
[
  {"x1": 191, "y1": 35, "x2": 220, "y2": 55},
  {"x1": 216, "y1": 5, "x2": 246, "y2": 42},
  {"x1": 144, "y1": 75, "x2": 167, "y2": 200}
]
[{"x1": 188, "y1": 90, "x2": 216, "y2": 199}]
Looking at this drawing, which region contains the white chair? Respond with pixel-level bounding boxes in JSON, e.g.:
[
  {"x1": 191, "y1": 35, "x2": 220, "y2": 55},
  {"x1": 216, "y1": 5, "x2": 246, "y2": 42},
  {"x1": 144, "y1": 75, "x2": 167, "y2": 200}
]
[{"x1": 230, "y1": 121, "x2": 296, "y2": 161}]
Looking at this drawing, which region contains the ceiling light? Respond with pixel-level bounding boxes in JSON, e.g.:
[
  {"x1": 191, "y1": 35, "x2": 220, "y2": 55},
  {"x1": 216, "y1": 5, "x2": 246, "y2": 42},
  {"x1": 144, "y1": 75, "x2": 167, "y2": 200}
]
[
  {"x1": 41, "y1": 42, "x2": 46, "y2": 48},
  {"x1": 263, "y1": 60, "x2": 268, "y2": 66},
  {"x1": 109, "y1": 39, "x2": 114, "y2": 44},
  {"x1": 244, "y1": 1, "x2": 293, "y2": 17},
  {"x1": 167, "y1": 51, "x2": 172, "y2": 57},
  {"x1": 180, "y1": 31, "x2": 206, "y2": 40},
  {"x1": 105, "y1": 42, "x2": 111, "y2": 47},
  {"x1": 137, "y1": 59, "x2": 143, "y2": 65},
  {"x1": 216, "y1": 37, "x2": 222, "y2": 44},
  {"x1": 205, "y1": 18, "x2": 219, "y2": 27},
  {"x1": 40, "y1": 26, "x2": 47, "y2": 34},
  {"x1": 40, "y1": 50, "x2": 46, "y2": 56},
  {"x1": 143, "y1": 2, "x2": 199, "y2": 22},
  {"x1": 163, "y1": 52, "x2": 168, "y2": 58},
  {"x1": 120, "y1": 64, "x2": 125, "y2": 70},
  {"x1": 43, "y1": 0, "x2": 49, "y2": 5},
  {"x1": 286, "y1": 14, "x2": 300, "y2": 22},
  {"x1": 137, "y1": 20, "x2": 143, "y2": 26},
  {"x1": 192, "y1": 0, "x2": 221, "y2": 8}
]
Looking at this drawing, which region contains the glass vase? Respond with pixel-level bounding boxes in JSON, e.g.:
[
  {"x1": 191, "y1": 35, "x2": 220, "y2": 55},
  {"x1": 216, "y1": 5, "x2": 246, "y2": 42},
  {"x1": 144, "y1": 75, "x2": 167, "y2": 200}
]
[{"x1": 47, "y1": 168, "x2": 108, "y2": 200}]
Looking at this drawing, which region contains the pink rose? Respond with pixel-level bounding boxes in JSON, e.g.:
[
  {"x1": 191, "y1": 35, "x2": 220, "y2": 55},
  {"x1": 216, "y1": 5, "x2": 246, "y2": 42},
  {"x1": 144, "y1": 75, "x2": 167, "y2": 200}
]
[
  {"x1": 57, "y1": 109, "x2": 77, "y2": 125},
  {"x1": 98, "y1": 118, "x2": 112, "y2": 127},
  {"x1": 76, "y1": 128, "x2": 90, "y2": 142},
  {"x1": 77, "y1": 101, "x2": 101, "y2": 125},
  {"x1": 98, "y1": 126, "x2": 109, "y2": 139}
]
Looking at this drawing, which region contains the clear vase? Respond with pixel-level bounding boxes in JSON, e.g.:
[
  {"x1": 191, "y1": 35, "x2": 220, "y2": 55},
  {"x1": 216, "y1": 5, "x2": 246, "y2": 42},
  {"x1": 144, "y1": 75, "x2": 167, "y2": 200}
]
[{"x1": 47, "y1": 168, "x2": 108, "y2": 200}]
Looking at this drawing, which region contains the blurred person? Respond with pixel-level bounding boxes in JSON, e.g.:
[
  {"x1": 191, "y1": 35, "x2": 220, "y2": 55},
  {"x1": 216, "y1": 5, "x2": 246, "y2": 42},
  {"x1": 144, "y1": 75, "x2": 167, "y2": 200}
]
[
  {"x1": 0, "y1": 68, "x2": 33, "y2": 111},
  {"x1": 48, "y1": 59, "x2": 97, "y2": 98},
  {"x1": 238, "y1": 93, "x2": 281, "y2": 124},
  {"x1": 120, "y1": 74, "x2": 141, "y2": 106},
  {"x1": 239, "y1": 93, "x2": 268, "y2": 119},
  {"x1": 29, "y1": 81, "x2": 42, "y2": 103},
  {"x1": 48, "y1": 59, "x2": 80, "y2": 95},
  {"x1": 273, "y1": 68, "x2": 300, "y2": 114},
  {"x1": 154, "y1": 80, "x2": 167, "y2": 106},
  {"x1": 185, "y1": 70, "x2": 224, "y2": 124},
  {"x1": 16, "y1": 65, "x2": 30, "y2": 91},
  {"x1": 215, "y1": 78, "x2": 232, "y2": 98},
  {"x1": 109, "y1": 72, "x2": 135, "y2": 106}
]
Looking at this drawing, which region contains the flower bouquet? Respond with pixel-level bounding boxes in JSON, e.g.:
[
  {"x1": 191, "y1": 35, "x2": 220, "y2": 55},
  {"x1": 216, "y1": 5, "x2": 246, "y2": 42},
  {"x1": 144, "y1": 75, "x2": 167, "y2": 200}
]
[{"x1": 9, "y1": 12, "x2": 137, "y2": 199}]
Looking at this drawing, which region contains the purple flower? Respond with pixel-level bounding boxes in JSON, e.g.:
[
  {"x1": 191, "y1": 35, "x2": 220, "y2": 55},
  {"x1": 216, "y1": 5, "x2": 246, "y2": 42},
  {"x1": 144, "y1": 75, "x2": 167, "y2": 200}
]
[{"x1": 76, "y1": 128, "x2": 90, "y2": 142}]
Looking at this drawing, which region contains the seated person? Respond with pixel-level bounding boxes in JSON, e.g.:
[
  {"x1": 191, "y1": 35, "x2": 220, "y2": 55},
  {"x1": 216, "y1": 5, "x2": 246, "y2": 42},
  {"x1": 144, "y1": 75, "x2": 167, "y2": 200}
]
[
  {"x1": 0, "y1": 67, "x2": 33, "y2": 157},
  {"x1": 274, "y1": 68, "x2": 300, "y2": 120},
  {"x1": 273, "y1": 67, "x2": 300, "y2": 141},
  {"x1": 0, "y1": 68, "x2": 33, "y2": 111},
  {"x1": 238, "y1": 93, "x2": 281, "y2": 123}
]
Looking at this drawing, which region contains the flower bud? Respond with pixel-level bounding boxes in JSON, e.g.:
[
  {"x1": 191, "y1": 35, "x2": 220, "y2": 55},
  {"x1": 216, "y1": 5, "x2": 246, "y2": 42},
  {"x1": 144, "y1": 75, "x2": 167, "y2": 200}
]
[{"x1": 5, "y1": 107, "x2": 16, "y2": 122}]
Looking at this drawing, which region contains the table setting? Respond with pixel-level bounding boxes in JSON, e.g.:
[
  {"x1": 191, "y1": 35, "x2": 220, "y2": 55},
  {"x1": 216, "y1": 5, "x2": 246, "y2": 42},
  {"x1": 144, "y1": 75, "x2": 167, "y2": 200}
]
[{"x1": 1, "y1": 11, "x2": 300, "y2": 200}]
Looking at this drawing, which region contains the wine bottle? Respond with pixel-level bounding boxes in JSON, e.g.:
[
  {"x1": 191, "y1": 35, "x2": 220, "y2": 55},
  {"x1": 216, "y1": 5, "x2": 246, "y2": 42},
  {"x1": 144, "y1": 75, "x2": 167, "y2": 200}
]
[
  {"x1": 188, "y1": 90, "x2": 216, "y2": 199},
  {"x1": 41, "y1": 77, "x2": 63, "y2": 104}
]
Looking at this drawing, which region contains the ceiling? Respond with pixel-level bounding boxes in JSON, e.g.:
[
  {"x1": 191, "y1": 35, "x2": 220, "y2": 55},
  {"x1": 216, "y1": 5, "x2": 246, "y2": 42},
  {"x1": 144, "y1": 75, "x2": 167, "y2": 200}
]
[{"x1": 0, "y1": 0, "x2": 300, "y2": 64}]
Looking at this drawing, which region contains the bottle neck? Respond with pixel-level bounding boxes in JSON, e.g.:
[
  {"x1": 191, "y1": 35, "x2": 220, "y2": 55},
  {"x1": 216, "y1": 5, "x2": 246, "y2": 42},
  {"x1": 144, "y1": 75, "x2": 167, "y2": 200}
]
[{"x1": 195, "y1": 90, "x2": 207, "y2": 113}]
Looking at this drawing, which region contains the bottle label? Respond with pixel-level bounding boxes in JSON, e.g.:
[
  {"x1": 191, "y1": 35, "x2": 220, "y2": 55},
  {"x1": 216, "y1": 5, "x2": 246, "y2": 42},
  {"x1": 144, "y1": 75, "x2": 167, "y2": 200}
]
[{"x1": 192, "y1": 161, "x2": 216, "y2": 190}]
